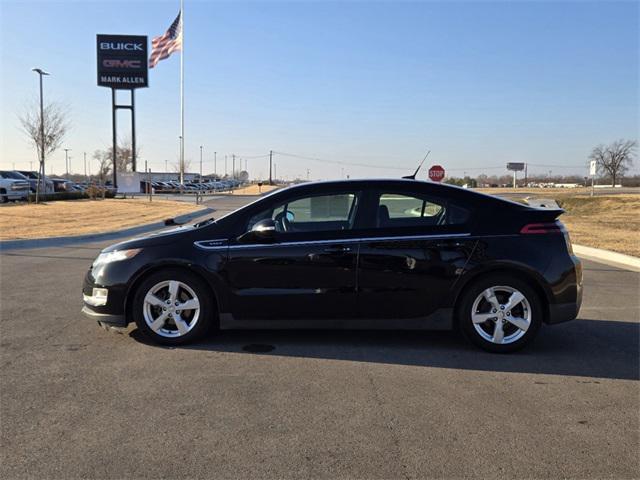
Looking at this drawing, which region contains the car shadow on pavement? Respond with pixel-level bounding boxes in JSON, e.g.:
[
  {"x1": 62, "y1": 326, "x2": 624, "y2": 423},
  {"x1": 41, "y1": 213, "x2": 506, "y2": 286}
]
[{"x1": 130, "y1": 318, "x2": 639, "y2": 381}]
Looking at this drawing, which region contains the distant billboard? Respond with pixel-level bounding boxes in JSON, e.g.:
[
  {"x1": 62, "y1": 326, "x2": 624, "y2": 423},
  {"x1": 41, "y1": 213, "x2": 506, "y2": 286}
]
[
  {"x1": 97, "y1": 34, "x2": 148, "y2": 89},
  {"x1": 507, "y1": 162, "x2": 525, "y2": 171}
]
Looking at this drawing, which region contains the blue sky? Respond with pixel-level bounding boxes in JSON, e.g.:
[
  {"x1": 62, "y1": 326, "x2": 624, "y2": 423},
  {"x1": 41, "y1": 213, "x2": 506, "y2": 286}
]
[{"x1": 1, "y1": 0, "x2": 638, "y2": 180}]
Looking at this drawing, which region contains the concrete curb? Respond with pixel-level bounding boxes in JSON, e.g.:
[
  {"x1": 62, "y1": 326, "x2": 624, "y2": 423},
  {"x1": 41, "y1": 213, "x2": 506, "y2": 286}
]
[
  {"x1": 574, "y1": 244, "x2": 640, "y2": 272},
  {"x1": 0, "y1": 207, "x2": 214, "y2": 251}
]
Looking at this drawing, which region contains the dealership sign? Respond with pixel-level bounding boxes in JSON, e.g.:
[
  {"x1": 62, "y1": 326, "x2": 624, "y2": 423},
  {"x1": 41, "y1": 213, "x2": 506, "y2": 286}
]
[
  {"x1": 507, "y1": 162, "x2": 525, "y2": 171},
  {"x1": 97, "y1": 34, "x2": 148, "y2": 89}
]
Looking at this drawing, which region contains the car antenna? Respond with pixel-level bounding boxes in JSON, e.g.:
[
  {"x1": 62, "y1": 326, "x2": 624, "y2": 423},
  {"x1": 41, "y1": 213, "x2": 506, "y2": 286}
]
[{"x1": 403, "y1": 150, "x2": 430, "y2": 179}]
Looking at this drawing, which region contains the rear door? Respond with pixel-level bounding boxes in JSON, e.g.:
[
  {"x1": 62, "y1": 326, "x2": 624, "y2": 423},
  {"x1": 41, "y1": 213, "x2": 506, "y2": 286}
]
[
  {"x1": 224, "y1": 188, "x2": 362, "y2": 322},
  {"x1": 356, "y1": 187, "x2": 476, "y2": 322}
]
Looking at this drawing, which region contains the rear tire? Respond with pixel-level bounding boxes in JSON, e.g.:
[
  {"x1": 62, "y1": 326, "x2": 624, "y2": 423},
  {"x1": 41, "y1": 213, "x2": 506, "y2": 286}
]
[
  {"x1": 0, "y1": 189, "x2": 7, "y2": 204},
  {"x1": 132, "y1": 269, "x2": 213, "y2": 346},
  {"x1": 457, "y1": 274, "x2": 542, "y2": 353}
]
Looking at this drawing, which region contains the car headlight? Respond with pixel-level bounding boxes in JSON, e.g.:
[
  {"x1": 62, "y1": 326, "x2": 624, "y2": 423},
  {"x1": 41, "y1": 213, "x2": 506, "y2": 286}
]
[{"x1": 92, "y1": 248, "x2": 141, "y2": 268}]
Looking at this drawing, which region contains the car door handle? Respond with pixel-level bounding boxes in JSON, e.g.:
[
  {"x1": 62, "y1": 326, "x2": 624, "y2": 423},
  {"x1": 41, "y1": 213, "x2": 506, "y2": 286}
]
[{"x1": 323, "y1": 246, "x2": 352, "y2": 253}]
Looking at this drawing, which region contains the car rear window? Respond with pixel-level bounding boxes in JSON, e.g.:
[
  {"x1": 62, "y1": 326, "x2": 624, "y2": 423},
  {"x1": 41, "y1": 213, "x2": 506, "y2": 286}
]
[{"x1": 376, "y1": 192, "x2": 469, "y2": 228}]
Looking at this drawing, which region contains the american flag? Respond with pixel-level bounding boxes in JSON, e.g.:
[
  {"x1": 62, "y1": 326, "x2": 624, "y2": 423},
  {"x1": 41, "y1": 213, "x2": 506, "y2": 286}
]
[{"x1": 149, "y1": 12, "x2": 182, "y2": 68}]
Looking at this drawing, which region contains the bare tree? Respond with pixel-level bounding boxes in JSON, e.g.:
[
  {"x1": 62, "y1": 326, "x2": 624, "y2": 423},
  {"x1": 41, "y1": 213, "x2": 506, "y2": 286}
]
[
  {"x1": 115, "y1": 136, "x2": 141, "y2": 173},
  {"x1": 91, "y1": 138, "x2": 142, "y2": 184},
  {"x1": 92, "y1": 150, "x2": 112, "y2": 184},
  {"x1": 589, "y1": 139, "x2": 637, "y2": 186},
  {"x1": 19, "y1": 101, "x2": 70, "y2": 167},
  {"x1": 173, "y1": 158, "x2": 192, "y2": 173}
]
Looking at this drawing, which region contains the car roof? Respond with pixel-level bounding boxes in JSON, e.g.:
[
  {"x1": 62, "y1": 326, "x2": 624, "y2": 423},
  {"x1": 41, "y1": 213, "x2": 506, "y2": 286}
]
[{"x1": 271, "y1": 178, "x2": 532, "y2": 210}]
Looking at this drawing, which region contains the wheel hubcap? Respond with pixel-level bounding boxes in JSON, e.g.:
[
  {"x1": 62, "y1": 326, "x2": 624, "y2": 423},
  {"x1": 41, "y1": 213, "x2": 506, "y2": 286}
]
[
  {"x1": 142, "y1": 280, "x2": 200, "y2": 338},
  {"x1": 471, "y1": 286, "x2": 531, "y2": 345}
]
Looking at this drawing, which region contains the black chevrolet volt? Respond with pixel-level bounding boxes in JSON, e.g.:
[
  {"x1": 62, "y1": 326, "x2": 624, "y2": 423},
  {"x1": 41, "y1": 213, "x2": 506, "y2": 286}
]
[{"x1": 82, "y1": 179, "x2": 582, "y2": 352}]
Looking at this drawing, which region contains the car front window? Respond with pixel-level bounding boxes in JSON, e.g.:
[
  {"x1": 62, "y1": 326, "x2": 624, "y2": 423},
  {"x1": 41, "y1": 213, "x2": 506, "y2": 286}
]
[{"x1": 247, "y1": 192, "x2": 359, "y2": 233}]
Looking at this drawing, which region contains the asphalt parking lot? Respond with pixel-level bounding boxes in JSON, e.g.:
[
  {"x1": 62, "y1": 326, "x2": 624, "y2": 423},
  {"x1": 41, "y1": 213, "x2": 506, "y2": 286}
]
[{"x1": 1, "y1": 197, "x2": 638, "y2": 479}]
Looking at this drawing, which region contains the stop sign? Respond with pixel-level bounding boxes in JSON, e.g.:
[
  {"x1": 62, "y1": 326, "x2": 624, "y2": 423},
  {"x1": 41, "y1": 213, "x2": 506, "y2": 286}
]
[{"x1": 428, "y1": 165, "x2": 445, "y2": 182}]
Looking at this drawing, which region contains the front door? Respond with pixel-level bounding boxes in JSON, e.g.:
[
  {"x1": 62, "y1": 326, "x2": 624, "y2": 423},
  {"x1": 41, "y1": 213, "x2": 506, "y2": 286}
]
[{"x1": 224, "y1": 190, "x2": 362, "y2": 323}]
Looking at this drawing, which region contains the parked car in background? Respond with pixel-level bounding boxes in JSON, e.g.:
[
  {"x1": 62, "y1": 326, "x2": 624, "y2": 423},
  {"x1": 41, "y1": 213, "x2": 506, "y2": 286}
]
[
  {"x1": 0, "y1": 171, "x2": 30, "y2": 202},
  {"x1": 82, "y1": 178, "x2": 582, "y2": 352},
  {"x1": 15, "y1": 170, "x2": 54, "y2": 193},
  {"x1": 51, "y1": 178, "x2": 76, "y2": 193}
]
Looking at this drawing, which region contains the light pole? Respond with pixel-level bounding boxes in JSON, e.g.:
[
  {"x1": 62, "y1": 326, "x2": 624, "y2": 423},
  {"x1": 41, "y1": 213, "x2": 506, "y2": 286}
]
[
  {"x1": 214, "y1": 151, "x2": 217, "y2": 177},
  {"x1": 64, "y1": 148, "x2": 71, "y2": 178},
  {"x1": 32, "y1": 68, "x2": 49, "y2": 203},
  {"x1": 84, "y1": 152, "x2": 87, "y2": 182},
  {"x1": 199, "y1": 145, "x2": 203, "y2": 181}
]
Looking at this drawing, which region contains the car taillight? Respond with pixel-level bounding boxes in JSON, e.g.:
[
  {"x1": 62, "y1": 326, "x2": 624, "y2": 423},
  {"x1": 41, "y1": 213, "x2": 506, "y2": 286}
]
[
  {"x1": 521, "y1": 222, "x2": 574, "y2": 253},
  {"x1": 520, "y1": 222, "x2": 563, "y2": 234}
]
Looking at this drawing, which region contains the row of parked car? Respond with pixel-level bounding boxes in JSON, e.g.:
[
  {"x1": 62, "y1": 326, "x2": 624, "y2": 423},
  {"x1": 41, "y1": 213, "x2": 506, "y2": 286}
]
[
  {"x1": 143, "y1": 178, "x2": 245, "y2": 194},
  {"x1": 0, "y1": 170, "x2": 115, "y2": 203},
  {"x1": 0, "y1": 169, "x2": 246, "y2": 203}
]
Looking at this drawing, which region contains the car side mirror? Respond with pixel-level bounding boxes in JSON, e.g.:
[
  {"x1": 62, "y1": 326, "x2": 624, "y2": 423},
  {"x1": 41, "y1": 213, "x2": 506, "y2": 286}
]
[{"x1": 238, "y1": 218, "x2": 277, "y2": 242}]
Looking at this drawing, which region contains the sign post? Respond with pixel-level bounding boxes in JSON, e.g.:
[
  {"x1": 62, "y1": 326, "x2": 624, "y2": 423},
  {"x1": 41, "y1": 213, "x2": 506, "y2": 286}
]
[
  {"x1": 507, "y1": 162, "x2": 525, "y2": 188},
  {"x1": 428, "y1": 165, "x2": 445, "y2": 182},
  {"x1": 589, "y1": 160, "x2": 597, "y2": 197},
  {"x1": 97, "y1": 34, "x2": 148, "y2": 188}
]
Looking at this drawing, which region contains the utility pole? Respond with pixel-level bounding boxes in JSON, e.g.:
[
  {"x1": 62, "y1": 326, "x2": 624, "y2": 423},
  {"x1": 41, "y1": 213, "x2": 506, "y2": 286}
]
[
  {"x1": 84, "y1": 152, "x2": 87, "y2": 182},
  {"x1": 269, "y1": 150, "x2": 273, "y2": 185},
  {"x1": 274, "y1": 163, "x2": 277, "y2": 182},
  {"x1": 524, "y1": 163, "x2": 528, "y2": 187},
  {"x1": 232, "y1": 154, "x2": 236, "y2": 180},
  {"x1": 199, "y1": 145, "x2": 203, "y2": 181},
  {"x1": 32, "y1": 68, "x2": 49, "y2": 203},
  {"x1": 64, "y1": 148, "x2": 71, "y2": 178}
]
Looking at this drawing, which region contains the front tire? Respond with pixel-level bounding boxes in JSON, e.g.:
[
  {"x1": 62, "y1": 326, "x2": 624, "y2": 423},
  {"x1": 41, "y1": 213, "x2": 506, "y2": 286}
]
[
  {"x1": 132, "y1": 269, "x2": 213, "y2": 345},
  {"x1": 457, "y1": 274, "x2": 542, "y2": 353}
]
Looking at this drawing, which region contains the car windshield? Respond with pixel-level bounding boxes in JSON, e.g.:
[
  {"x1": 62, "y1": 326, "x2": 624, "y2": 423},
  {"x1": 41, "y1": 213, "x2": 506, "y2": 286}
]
[
  {"x1": 18, "y1": 171, "x2": 37, "y2": 179},
  {"x1": 0, "y1": 171, "x2": 27, "y2": 179}
]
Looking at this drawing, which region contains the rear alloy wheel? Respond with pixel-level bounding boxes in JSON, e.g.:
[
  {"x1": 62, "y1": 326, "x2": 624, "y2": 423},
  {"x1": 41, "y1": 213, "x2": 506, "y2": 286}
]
[
  {"x1": 458, "y1": 275, "x2": 542, "y2": 353},
  {"x1": 133, "y1": 269, "x2": 212, "y2": 345}
]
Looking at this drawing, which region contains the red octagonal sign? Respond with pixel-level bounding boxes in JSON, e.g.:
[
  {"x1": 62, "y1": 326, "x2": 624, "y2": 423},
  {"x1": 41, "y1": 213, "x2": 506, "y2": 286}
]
[{"x1": 428, "y1": 165, "x2": 445, "y2": 182}]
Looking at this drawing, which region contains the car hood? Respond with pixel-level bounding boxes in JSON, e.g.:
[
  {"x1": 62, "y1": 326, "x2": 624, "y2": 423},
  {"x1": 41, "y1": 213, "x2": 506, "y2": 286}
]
[{"x1": 101, "y1": 220, "x2": 226, "y2": 252}]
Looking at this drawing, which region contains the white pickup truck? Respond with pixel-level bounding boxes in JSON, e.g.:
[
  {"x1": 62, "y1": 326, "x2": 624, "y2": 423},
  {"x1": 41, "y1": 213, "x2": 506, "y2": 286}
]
[{"x1": 0, "y1": 171, "x2": 30, "y2": 203}]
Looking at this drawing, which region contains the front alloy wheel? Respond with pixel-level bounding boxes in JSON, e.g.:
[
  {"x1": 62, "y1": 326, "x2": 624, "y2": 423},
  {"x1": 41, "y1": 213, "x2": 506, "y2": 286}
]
[
  {"x1": 458, "y1": 275, "x2": 542, "y2": 353},
  {"x1": 133, "y1": 269, "x2": 212, "y2": 345},
  {"x1": 143, "y1": 280, "x2": 201, "y2": 338}
]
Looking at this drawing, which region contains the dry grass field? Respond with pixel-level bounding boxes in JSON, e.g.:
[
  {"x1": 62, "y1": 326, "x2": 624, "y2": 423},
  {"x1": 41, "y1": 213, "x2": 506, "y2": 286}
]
[
  {"x1": 228, "y1": 184, "x2": 279, "y2": 195},
  {"x1": 480, "y1": 190, "x2": 639, "y2": 257},
  {"x1": 556, "y1": 195, "x2": 640, "y2": 257},
  {"x1": 0, "y1": 198, "x2": 201, "y2": 240}
]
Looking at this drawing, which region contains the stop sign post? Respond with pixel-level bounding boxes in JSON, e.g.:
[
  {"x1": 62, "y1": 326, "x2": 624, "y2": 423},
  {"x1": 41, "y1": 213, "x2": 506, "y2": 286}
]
[{"x1": 428, "y1": 165, "x2": 445, "y2": 182}]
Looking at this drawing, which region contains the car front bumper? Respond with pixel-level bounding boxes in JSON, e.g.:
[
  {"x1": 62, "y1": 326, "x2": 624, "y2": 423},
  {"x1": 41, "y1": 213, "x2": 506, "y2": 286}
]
[
  {"x1": 81, "y1": 305, "x2": 127, "y2": 327},
  {"x1": 2, "y1": 191, "x2": 28, "y2": 200},
  {"x1": 82, "y1": 270, "x2": 129, "y2": 327}
]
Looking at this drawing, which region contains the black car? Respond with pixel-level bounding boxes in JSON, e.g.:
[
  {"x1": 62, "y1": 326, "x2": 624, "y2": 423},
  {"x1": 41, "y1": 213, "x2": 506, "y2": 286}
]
[{"x1": 82, "y1": 179, "x2": 582, "y2": 352}]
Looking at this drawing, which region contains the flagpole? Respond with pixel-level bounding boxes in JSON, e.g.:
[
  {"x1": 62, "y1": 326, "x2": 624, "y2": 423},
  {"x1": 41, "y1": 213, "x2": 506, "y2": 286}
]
[{"x1": 179, "y1": 0, "x2": 185, "y2": 188}]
